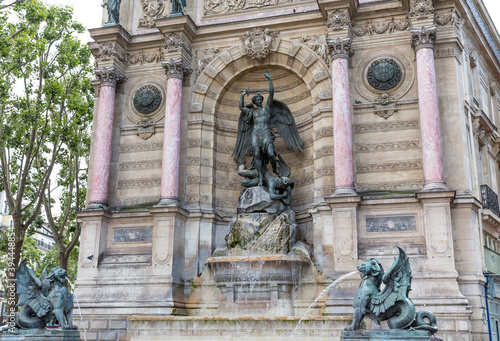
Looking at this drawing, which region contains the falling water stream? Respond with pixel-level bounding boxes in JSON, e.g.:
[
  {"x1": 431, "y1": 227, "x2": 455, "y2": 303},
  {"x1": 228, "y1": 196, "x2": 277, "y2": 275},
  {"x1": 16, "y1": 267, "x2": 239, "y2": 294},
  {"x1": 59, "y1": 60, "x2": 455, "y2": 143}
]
[
  {"x1": 290, "y1": 270, "x2": 359, "y2": 337},
  {"x1": 67, "y1": 278, "x2": 88, "y2": 341}
]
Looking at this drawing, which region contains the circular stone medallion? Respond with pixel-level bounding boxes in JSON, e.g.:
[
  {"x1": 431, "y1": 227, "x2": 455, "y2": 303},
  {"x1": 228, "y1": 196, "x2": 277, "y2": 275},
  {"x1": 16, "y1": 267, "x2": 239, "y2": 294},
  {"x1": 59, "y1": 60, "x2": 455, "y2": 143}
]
[
  {"x1": 367, "y1": 59, "x2": 402, "y2": 91},
  {"x1": 133, "y1": 85, "x2": 162, "y2": 115}
]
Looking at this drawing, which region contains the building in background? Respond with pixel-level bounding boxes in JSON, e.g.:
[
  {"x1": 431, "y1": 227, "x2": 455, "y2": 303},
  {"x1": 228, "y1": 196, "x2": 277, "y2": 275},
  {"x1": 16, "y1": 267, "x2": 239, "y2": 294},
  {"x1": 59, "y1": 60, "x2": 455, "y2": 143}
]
[{"x1": 75, "y1": 0, "x2": 500, "y2": 339}]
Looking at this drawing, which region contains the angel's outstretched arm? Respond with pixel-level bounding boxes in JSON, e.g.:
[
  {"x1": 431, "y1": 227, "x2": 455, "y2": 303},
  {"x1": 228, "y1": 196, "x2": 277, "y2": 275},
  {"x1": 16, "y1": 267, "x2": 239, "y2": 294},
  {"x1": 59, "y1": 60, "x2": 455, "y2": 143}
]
[
  {"x1": 265, "y1": 71, "x2": 274, "y2": 107},
  {"x1": 239, "y1": 90, "x2": 252, "y2": 121}
]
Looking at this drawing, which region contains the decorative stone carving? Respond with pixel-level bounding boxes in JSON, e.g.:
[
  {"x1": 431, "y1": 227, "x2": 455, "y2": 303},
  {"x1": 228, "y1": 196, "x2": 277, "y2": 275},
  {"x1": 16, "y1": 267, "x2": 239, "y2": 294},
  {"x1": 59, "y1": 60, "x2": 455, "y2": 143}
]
[
  {"x1": 196, "y1": 48, "x2": 221, "y2": 79},
  {"x1": 239, "y1": 28, "x2": 279, "y2": 60},
  {"x1": 327, "y1": 37, "x2": 353, "y2": 60},
  {"x1": 409, "y1": 0, "x2": 434, "y2": 19},
  {"x1": 127, "y1": 48, "x2": 163, "y2": 66},
  {"x1": 203, "y1": 0, "x2": 306, "y2": 15},
  {"x1": 367, "y1": 59, "x2": 402, "y2": 91},
  {"x1": 162, "y1": 58, "x2": 192, "y2": 79},
  {"x1": 435, "y1": 8, "x2": 463, "y2": 27},
  {"x1": 373, "y1": 93, "x2": 398, "y2": 119},
  {"x1": 95, "y1": 67, "x2": 125, "y2": 86},
  {"x1": 133, "y1": 84, "x2": 163, "y2": 115},
  {"x1": 326, "y1": 9, "x2": 350, "y2": 30},
  {"x1": 136, "y1": 118, "x2": 156, "y2": 140},
  {"x1": 93, "y1": 41, "x2": 126, "y2": 66},
  {"x1": 302, "y1": 35, "x2": 329, "y2": 65},
  {"x1": 163, "y1": 32, "x2": 192, "y2": 56},
  {"x1": 410, "y1": 26, "x2": 436, "y2": 50},
  {"x1": 351, "y1": 17, "x2": 410, "y2": 36},
  {"x1": 139, "y1": 0, "x2": 167, "y2": 28}
]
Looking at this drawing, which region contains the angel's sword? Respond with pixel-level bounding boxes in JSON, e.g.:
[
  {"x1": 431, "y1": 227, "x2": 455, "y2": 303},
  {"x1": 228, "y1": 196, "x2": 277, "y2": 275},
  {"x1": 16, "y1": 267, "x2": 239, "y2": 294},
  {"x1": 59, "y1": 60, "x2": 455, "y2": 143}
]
[{"x1": 244, "y1": 88, "x2": 283, "y2": 93}]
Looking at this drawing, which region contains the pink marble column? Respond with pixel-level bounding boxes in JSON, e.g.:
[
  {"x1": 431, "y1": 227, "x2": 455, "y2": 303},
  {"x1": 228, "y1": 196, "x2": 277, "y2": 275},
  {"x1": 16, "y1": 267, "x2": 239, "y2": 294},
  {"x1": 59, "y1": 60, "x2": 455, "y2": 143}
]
[
  {"x1": 328, "y1": 37, "x2": 357, "y2": 196},
  {"x1": 411, "y1": 27, "x2": 448, "y2": 191},
  {"x1": 88, "y1": 67, "x2": 125, "y2": 208},
  {"x1": 158, "y1": 59, "x2": 192, "y2": 206}
]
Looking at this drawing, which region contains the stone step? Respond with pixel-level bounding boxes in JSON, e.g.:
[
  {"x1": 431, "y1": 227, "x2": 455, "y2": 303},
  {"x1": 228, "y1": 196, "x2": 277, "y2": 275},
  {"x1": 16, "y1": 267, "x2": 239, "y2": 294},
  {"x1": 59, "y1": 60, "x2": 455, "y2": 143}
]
[{"x1": 127, "y1": 316, "x2": 351, "y2": 340}]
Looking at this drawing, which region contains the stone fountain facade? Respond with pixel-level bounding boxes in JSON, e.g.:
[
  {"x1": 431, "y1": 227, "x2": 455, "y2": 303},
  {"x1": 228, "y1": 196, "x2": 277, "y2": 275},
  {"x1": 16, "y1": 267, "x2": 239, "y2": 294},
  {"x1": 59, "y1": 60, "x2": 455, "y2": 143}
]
[{"x1": 75, "y1": 0, "x2": 500, "y2": 340}]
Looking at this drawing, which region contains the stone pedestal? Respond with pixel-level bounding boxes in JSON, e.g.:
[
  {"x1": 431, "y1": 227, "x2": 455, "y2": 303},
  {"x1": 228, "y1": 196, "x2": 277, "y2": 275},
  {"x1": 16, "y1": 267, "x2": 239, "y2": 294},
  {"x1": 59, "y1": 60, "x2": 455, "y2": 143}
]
[
  {"x1": 341, "y1": 330, "x2": 438, "y2": 340},
  {"x1": 0, "y1": 329, "x2": 81, "y2": 340}
]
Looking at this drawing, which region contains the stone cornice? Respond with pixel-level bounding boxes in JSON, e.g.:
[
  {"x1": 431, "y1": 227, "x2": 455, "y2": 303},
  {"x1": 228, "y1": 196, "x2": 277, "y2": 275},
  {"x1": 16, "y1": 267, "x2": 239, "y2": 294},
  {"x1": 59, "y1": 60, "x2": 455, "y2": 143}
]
[
  {"x1": 411, "y1": 26, "x2": 436, "y2": 51},
  {"x1": 326, "y1": 37, "x2": 353, "y2": 60},
  {"x1": 95, "y1": 66, "x2": 126, "y2": 87},
  {"x1": 162, "y1": 58, "x2": 193, "y2": 80}
]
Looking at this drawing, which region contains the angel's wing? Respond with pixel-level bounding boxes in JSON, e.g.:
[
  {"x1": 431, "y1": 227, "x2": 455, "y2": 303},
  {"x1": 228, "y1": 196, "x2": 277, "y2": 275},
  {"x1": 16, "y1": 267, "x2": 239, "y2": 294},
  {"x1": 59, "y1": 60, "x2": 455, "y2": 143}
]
[
  {"x1": 231, "y1": 105, "x2": 254, "y2": 162},
  {"x1": 270, "y1": 100, "x2": 304, "y2": 153},
  {"x1": 369, "y1": 247, "x2": 412, "y2": 316},
  {"x1": 16, "y1": 260, "x2": 50, "y2": 318}
]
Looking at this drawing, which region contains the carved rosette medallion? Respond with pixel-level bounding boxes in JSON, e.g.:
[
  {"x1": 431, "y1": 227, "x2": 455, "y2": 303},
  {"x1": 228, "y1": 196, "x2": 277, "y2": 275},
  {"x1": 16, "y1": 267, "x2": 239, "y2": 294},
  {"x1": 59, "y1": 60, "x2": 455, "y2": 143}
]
[
  {"x1": 139, "y1": 0, "x2": 166, "y2": 29},
  {"x1": 326, "y1": 9, "x2": 350, "y2": 31},
  {"x1": 327, "y1": 37, "x2": 353, "y2": 60},
  {"x1": 367, "y1": 59, "x2": 402, "y2": 91},
  {"x1": 95, "y1": 67, "x2": 126, "y2": 87},
  {"x1": 409, "y1": 0, "x2": 434, "y2": 19},
  {"x1": 411, "y1": 26, "x2": 436, "y2": 51},
  {"x1": 133, "y1": 84, "x2": 163, "y2": 115},
  {"x1": 162, "y1": 58, "x2": 193, "y2": 79},
  {"x1": 239, "y1": 28, "x2": 279, "y2": 60},
  {"x1": 164, "y1": 32, "x2": 192, "y2": 56}
]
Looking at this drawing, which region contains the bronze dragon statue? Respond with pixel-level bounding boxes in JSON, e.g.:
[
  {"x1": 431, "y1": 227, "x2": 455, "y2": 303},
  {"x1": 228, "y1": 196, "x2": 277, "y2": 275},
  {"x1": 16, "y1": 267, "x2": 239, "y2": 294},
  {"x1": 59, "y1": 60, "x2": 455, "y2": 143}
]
[
  {"x1": 15, "y1": 260, "x2": 77, "y2": 330},
  {"x1": 345, "y1": 247, "x2": 438, "y2": 334}
]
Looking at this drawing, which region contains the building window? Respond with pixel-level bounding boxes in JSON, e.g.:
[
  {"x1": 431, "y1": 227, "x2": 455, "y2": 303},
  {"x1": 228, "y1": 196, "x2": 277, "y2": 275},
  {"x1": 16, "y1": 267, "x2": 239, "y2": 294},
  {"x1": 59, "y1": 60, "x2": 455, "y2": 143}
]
[{"x1": 485, "y1": 233, "x2": 499, "y2": 253}]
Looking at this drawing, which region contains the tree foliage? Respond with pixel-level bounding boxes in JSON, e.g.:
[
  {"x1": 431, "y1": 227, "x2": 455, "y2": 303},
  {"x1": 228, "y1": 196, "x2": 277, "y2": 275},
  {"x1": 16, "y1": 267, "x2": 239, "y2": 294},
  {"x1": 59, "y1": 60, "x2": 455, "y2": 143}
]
[{"x1": 0, "y1": 0, "x2": 93, "y2": 310}]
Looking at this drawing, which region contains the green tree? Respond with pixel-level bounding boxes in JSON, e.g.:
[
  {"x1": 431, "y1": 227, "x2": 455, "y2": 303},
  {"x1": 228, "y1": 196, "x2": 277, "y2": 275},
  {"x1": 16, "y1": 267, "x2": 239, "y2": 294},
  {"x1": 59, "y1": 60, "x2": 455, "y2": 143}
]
[{"x1": 0, "y1": 0, "x2": 93, "y2": 312}]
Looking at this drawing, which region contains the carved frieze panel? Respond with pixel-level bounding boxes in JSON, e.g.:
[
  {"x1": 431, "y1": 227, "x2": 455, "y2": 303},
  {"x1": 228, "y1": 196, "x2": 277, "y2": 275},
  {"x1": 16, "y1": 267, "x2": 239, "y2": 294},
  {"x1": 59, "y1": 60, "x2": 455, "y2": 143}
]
[
  {"x1": 239, "y1": 28, "x2": 279, "y2": 60},
  {"x1": 119, "y1": 159, "x2": 162, "y2": 170},
  {"x1": 355, "y1": 120, "x2": 420, "y2": 133},
  {"x1": 355, "y1": 180, "x2": 424, "y2": 192},
  {"x1": 356, "y1": 159, "x2": 422, "y2": 173},
  {"x1": 127, "y1": 48, "x2": 163, "y2": 66},
  {"x1": 120, "y1": 142, "x2": 163, "y2": 153},
  {"x1": 203, "y1": 0, "x2": 308, "y2": 15},
  {"x1": 355, "y1": 140, "x2": 421, "y2": 153},
  {"x1": 139, "y1": 0, "x2": 167, "y2": 29},
  {"x1": 351, "y1": 17, "x2": 409, "y2": 37}
]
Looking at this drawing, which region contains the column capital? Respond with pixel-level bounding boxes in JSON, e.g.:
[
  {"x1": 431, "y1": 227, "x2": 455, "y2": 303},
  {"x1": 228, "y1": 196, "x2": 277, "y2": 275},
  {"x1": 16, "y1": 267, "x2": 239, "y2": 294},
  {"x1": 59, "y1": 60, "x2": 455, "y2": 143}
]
[
  {"x1": 411, "y1": 26, "x2": 437, "y2": 51},
  {"x1": 327, "y1": 37, "x2": 354, "y2": 61},
  {"x1": 95, "y1": 66, "x2": 126, "y2": 87},
  {"x1": 162, "y1": 58, "x2": 193, "y2": 80}
]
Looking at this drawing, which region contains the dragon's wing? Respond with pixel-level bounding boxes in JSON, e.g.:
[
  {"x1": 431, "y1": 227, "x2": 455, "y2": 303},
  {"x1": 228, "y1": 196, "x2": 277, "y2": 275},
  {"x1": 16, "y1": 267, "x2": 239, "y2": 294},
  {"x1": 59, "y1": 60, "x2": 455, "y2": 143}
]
[
  {"x1": 270, "y1": 100, "x2": 304, "y2": 153},
  {"x1": 15, "y1": 260, "x2": 50, "y2": 318},
  {"x1": 231, "y1": 106, "x2": 254, "y2": 162},
  {"x1": 369, "y1": 247, "x2": 412, "y2": 316}
]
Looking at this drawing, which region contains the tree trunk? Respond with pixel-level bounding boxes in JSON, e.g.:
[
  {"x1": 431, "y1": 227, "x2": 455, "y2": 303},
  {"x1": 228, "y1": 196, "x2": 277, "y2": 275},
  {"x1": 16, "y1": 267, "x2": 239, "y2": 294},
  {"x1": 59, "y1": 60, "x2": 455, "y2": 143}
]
[{"x1": 5, "y1": 215, "x2": 25, "y2": 320}]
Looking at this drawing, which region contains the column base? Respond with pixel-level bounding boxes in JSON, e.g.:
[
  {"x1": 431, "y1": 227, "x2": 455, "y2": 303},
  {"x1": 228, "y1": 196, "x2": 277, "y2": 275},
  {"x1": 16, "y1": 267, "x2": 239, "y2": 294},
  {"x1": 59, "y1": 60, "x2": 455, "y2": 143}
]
[
  {"x1": 86, "y1": 202, "x2": 108, "y2": 210},
  {"x1": 332, "y1": 187, "x2": 358, "y2": 197},
  {"x1": 421, "y1": 181, "x2": 449, "y2": 192},
  {"x1": 155, "y1": 197, "x2": 180, "y2": 207}
]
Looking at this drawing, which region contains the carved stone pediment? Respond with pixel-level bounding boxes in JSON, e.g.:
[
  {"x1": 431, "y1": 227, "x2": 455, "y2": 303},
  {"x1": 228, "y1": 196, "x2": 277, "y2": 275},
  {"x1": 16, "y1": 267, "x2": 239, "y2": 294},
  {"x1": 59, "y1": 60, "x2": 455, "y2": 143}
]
[{"x1": 239, "y1": 28, "x2": 279, "y2": 60}]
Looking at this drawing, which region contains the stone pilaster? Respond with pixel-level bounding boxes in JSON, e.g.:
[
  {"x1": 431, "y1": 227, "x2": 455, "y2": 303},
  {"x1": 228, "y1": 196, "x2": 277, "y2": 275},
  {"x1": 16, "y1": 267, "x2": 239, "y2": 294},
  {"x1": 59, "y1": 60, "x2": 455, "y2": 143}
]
[
  {"x1": 158, "y1": 58, "x2": 192, "y2": 206},
  {"x1": 327, "y1": 37, "x2": 356, "y2": 196},
  {"x1": 88, "y1": 66, "x2": 125, "y2": 208},
  {"x1": 411, "y1": 26, "x2": 448, "y2": 192}
]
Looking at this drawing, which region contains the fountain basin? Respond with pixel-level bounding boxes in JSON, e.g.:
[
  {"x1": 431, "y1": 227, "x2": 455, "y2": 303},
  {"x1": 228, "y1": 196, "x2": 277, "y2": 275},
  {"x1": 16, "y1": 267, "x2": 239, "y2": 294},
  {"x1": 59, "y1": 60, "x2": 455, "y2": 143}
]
[{"x1": 205, "y1": 255, "x2": 309, "y2": 316}]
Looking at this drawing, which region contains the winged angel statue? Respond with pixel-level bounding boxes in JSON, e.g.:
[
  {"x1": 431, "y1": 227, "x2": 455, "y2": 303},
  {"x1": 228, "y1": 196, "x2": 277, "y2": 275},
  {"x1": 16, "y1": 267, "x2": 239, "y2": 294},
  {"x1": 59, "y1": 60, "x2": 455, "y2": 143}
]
[
  {"x1": 15, "y1": 260, "x2": 77, "y2": 330},
  {"x1": 232, "y1": 71, "x2": 303, "y2": 194},
  {"x1": 345, "y1": 247, "x2": 438, "y2": 334}
]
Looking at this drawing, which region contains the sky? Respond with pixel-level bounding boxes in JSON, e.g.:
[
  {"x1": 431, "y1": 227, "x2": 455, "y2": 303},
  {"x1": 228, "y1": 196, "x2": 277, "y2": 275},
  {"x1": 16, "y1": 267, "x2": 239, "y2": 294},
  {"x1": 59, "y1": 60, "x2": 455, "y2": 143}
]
[{"x1": 44, "y1": 0, "x2": 500, "y2": 44}]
